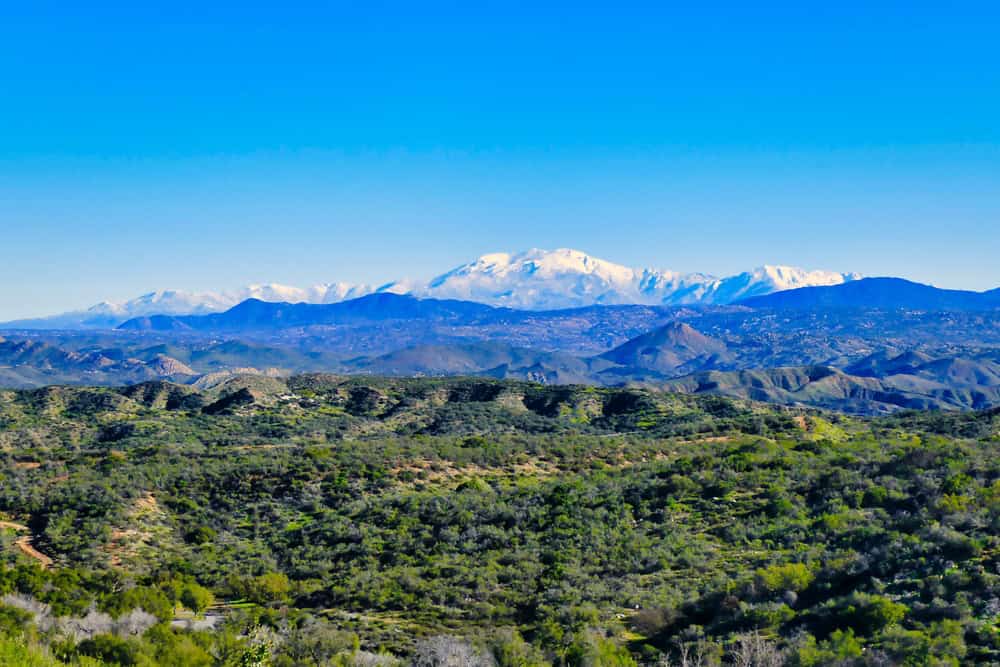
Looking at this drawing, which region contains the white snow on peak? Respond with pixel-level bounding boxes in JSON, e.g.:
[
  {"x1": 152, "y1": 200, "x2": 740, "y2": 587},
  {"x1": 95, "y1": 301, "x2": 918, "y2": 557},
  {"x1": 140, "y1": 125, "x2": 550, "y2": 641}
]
[
  {"x1": 433, "y1": 249, "x2": 640, "y2": 282},
  {"x1": 415, "y1": 248, "x2": 702, "y2": 309},
  {"x1": 87, "y1": 282, "x2": 378, "y2": 318},
  {"x1": 754, "y1": 265, "x2": 862, "y2": 291},
  {"x1": 33, "y1": 248, "x2": 860, "y2": 327},
  {"x1": 87, "y1": 290, "x2": 233, "y2": 317},
  {"x1": 692, "y1": 265, "x2": 863, "y2": 304}
]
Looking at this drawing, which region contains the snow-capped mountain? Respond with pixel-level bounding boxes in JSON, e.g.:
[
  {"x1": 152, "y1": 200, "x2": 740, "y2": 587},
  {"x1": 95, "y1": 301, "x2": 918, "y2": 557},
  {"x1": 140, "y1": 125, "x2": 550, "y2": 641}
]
[
  {"x1": 88, "y1": 290, "x2": 236, "y2": 318},
  {"x1": 682, "y1": 265, "x2": 865, "y2": 306},
  {"x1": 407, "y1": 249, "x2": 712, "y2": 309},
  {"x1": 87, "y1": 282, "x2": 375, "y2": 318},
  {"x1": 407, "y1": 249, "x2": 859, "y2": 309},
  {"x1": 3, "y1": 249, "x2": 861, "y2": 328}
]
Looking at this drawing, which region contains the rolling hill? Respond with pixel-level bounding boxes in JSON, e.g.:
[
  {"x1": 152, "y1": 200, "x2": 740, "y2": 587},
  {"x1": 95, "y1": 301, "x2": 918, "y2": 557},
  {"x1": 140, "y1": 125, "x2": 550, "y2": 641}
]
[{"x1": 598, "y1": 321, "x2": 731, "y2": 374}]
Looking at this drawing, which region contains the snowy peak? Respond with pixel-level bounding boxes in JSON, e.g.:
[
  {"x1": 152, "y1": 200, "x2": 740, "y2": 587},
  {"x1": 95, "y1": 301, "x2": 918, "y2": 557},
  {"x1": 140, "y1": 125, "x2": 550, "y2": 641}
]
[
  {"x1": 88, "y1": 282, "x2": 379, "y2": 319},
  {"x1": 418, "y1": 250, "x2": 858, "y2": 310},
  {"x1": 429, "y1": 248, "x2": 648, "y2": 287},
  {"x1": 88, "y1": 290, "x2": 234, "y2": 317},
  {"x1": 241, "y1": 282, "x2": 375, "y2": 305},
  {"x1": 750, "y1": 265, "x2": 862, "y2": 291},
  {"x1": 418, "y1": 248, "x2": 666, "y2": 308},
  {"x1": 698, "y1": 265, "x2": 862, "y2": 304}
]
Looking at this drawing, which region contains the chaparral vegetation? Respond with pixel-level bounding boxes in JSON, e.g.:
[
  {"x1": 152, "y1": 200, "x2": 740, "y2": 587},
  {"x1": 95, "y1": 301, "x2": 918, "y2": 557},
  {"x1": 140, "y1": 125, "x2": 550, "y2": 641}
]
[{"x1": 0, "y1": 375, "x2": 998, "y2": 665}]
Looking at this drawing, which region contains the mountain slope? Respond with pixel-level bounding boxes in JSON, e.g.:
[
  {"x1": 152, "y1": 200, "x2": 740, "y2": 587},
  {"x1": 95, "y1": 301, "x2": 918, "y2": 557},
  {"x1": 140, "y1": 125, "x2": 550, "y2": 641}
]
[{"x1": 740, "y1": 277, "x2": 1000, "y2": 310}]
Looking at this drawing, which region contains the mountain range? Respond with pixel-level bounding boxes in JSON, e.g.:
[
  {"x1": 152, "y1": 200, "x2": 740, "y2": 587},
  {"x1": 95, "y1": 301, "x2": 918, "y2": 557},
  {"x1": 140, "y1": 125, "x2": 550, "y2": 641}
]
[
  {"x1": 1, "y1": 277, "x2": 998, "y2": 413},
  {"x1": 2, "y1": 248, "x2": 860, "y2": 328},
  {"x1": 2, "y1": 250, "x2": 999, "y2": 415}
]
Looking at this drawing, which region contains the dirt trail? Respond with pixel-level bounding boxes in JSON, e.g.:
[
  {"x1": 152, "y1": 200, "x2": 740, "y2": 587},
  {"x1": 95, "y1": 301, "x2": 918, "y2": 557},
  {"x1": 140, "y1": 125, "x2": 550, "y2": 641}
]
[
  {"x1": 1, "y1": 520, "x2": 53, "y2": 568},
  {"x1": 15, "y1": 537, "x2": 53, "y2": 568},
  {"x1": 0, "y1": 520, "x2": 28, "y2": 531}
]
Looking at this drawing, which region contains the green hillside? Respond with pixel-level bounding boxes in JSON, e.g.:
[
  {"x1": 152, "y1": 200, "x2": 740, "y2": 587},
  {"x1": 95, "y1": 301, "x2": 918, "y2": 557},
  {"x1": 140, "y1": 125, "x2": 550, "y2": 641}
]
[{"x1": 0, "y1": 376, "x2": 998, "y2": 665}]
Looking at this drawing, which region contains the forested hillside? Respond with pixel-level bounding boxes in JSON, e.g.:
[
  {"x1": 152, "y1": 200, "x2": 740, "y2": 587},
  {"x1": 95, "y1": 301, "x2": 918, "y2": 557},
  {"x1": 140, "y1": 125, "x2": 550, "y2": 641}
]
[{"x1": 1, "y1": 376, "x2": 998, "y2": 665}]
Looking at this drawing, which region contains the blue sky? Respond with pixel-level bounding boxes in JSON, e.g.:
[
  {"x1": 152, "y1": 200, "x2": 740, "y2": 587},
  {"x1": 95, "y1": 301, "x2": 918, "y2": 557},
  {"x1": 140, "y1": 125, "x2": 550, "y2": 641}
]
[{"x1": 1, "y1": 2, "x2": 999, "y2": 319}]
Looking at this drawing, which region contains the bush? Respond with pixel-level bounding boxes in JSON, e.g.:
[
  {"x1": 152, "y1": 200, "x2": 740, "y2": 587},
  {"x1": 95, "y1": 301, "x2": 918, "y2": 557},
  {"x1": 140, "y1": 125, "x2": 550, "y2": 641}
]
[
  {"x1": 491, "y1": 628, "x2": 547, "y2": 667},
  {"x1": 106, "y1": 586, "x2": 173, "y2": 622},
  {"x1": 831, "y1": 593, "x2": 907, "y2": 635},
  {"x1": 754, "y1": 562, "x2": 814, "y2": 596},
  {"x1": 77, "y1": 634, "x2": 139, "y2": 665},
  {"x1": 564, "y1": 632, "x2": 637, "y2": 667},
  {"x1": 0, "y1": 604, "x2": 33, "y2": 636},
  {"x1": 247, "y1": 573, "x2": 291, "y2": 605}
]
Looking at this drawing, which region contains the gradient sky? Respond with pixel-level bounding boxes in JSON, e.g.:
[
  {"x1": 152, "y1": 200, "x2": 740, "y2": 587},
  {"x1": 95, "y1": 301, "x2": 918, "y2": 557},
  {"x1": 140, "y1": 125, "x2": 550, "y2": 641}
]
[{"x1": 2, "y1": 2, "x2": 999, "y2": 320}]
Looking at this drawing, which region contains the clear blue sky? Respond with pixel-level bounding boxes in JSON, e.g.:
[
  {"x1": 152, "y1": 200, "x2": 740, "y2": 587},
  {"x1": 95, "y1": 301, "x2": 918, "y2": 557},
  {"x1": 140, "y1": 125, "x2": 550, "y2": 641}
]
[{"x1": 2, "y1": 2, "x2": 999, "y2": 319}]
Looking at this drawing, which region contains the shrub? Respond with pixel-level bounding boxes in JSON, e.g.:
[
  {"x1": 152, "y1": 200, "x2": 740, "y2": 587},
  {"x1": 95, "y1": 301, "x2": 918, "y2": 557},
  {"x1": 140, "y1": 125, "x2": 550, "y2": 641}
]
[{"x1": 754, "y1": 563, "x2": 814, "y2": 596}]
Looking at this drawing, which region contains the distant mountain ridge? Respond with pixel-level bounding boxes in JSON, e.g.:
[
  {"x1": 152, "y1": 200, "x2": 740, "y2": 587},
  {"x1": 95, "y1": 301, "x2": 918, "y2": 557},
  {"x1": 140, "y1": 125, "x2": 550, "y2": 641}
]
[
  {"x1": 116, "y1": 276, "x2": 1000, "y2": 339},
  {"x1": 739, "y1": 277, "x2": 1000, "y2": 310},
  {"x1": 118, "y1": 294, "x2": 504, "y2": 332},
  {"x1": 4, "y1": 248, "x2": 860, "y2": 329}
]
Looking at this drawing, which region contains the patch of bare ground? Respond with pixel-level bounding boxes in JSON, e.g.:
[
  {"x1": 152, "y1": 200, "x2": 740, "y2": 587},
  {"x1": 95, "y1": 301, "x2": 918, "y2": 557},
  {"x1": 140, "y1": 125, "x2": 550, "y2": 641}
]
[
  {"x1": 105, "y1": 492, "x2": 173, "y2": 569},
  {"x1": 700, "y1": 435, "x2": 736, "y2": 443},
  {"x1": 0, "y1": 520, "x2": 29, "y2": 531},
  {"x1": 387, "y1": 449, "x2": 680, "y2": 486},
  {"x1": 390, "y1": 458, "x2": 561, "y2": 485}
]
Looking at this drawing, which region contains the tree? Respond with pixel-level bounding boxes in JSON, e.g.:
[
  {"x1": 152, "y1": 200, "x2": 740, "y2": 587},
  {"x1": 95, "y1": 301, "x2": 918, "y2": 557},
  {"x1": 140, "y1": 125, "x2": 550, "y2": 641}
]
[
  {"x1": 565, "y1": 632, "x2": 637, "y2": 667},
  {"x1": 410, "y1": 635, "x2": 495, "y2": 667},
  {"x1": 729, "y1": 632, "x2": 784, "y2": 667},
  {"x1": 109, "y1": 586, "x2": 173, "y2": 622},
  {"x1": 249, "y1": 572, "x2": 292, "y2": 605},
  {"x1": 491, "y1": 628, "x2": 547, "y2": 667},
  {"x1": 180, "y1": 583, "x2": 214, "y2": 615},
  {"x1": 77, "y1": 634, "x2": 139, "y2": 666}
]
